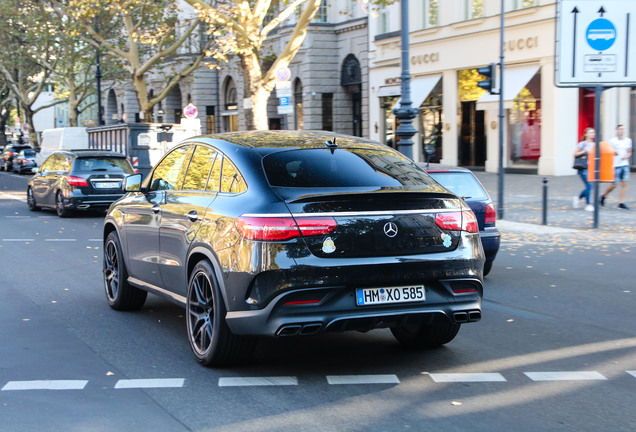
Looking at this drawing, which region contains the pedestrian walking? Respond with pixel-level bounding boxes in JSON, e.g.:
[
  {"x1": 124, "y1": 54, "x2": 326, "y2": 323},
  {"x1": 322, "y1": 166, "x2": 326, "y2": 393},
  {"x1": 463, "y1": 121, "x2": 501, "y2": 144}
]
[
  {"x1": 600, "y1": 124, "x2": 632, "y2": 210},
  {"x1": 573, "y1": 127, "x2": 594, "y2": 211}
]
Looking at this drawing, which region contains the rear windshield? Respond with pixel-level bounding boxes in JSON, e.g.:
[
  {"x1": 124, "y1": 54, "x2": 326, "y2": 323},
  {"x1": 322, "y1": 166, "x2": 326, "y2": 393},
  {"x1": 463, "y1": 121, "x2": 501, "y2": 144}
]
[
  {"x1": 427, "y1": 172, "x2": 489, "y2": 200},
  {"x1": 22, "y1": 150, "x2": 36, "y2": 157},
  {"x1": 263, "y1": 148, "x2": 436, "y2": 188},
  {"x1": 73, "y1": 157, "x2": 134, "y2": 174}
]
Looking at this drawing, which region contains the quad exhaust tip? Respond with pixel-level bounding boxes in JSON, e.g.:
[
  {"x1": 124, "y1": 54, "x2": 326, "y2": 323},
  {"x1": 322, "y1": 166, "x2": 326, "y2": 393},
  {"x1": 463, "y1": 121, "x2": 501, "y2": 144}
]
[
  {"x1": 453, "y1": 310, "x2": 481, "y2": 323},
  {"x1": 277, "y1": 323, "x2": 323, "y2": 337}
]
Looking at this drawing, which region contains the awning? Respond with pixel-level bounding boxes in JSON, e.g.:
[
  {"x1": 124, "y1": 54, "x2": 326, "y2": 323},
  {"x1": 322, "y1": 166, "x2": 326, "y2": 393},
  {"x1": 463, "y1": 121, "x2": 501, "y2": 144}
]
[
  {"x1": 377, "y1": 85, "x2": 401, "y2": 98},
  {"x1": 392, "y1": 74, "x2": 442, "y2": 110},
  {"x1": 478, "y1": 65, "x2": 539, "y2": 103}
]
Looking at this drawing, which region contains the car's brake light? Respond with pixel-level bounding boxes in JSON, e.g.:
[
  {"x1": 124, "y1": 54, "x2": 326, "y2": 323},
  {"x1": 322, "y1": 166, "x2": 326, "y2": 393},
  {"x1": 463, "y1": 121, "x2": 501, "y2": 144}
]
[
  {"x1": 236, "y1": 216, "x2": 337, "y2": 241},
  {"x1": 67, "y1": 175, "x2": 89, "y2": 187},
  {"x1": 435, "y1": 211, "x2": 479, "y2": 233},
  {"x1": 485, "y1": 203, "x2": 497, "y2": 224},
  {"x1": 21, "y1": 159, "x2": 30, "y2": 163}
]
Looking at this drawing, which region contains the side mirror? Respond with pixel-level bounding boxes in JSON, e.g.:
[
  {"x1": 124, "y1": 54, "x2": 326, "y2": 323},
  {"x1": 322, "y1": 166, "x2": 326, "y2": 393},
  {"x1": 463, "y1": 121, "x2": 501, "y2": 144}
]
[
  {"x1": 32, "y1": 167, "x2": 40, "y2": 174},
  {"x1": 124, "y1": 173, "x2": 143, "y2": 192}
]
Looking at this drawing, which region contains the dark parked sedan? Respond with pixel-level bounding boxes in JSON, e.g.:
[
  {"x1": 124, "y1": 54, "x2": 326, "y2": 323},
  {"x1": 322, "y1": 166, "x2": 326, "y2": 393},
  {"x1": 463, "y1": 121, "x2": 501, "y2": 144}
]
[
  {"x1": 103, "y1": 131, "x2": 485, "y2": 366},
  {"x1": 27, "y1": 150, "x2": 134, "y2": 217},
  {"x1": 1, "y1": 144, "x2": 32, "y2": 172},
  {"x1": 425, "y1": 167, "x2": 500, "y2": 276},
  {"x1": 12, "y1": 149, "x2": 37, "y2": 174}
]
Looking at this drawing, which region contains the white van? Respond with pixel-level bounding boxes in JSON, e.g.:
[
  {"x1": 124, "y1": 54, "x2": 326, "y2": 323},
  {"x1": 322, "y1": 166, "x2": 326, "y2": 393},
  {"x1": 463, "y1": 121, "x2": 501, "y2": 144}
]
[{"x1": 36, "y1": 127, "x2": 89, "y2": 167}]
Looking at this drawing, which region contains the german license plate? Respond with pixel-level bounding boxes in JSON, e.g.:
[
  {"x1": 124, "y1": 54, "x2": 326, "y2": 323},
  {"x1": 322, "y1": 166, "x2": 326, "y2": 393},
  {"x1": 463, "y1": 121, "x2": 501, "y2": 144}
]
[
  {"x1": 356, "y1": 285, "x2": 425, "y2": 306},
  {"x1": 94, "y1": 181, "x2": 120, "y2": 189}
]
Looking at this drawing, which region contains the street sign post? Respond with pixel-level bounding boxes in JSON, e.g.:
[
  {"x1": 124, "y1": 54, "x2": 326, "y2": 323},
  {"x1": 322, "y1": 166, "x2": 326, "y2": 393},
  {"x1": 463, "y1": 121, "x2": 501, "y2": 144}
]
[{"x1": 555, "y1": 0, "x2": 636, "y2": 228}]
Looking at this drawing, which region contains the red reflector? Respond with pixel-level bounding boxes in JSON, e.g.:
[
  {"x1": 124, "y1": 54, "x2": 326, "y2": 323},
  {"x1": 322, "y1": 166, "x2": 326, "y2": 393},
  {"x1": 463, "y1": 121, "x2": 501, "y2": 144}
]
[
  {"x1": 236, "y1": 216, "x2": 336, "y2": 241},
  {"x1": 485, "y1": 203, "x2": 497, "y2": 224},
  {"x1": 284, "y1": 299, "x2": 321, "y2": 306},
  {"x1": 67, "y1": 175, "x2": 89, "y2": 187},
  {"x1": 435, "y1": 211, "x2": 478, "y2": 233},
  {"x1": 453, "y1": 288, "x2": 478, "y2": 294}
]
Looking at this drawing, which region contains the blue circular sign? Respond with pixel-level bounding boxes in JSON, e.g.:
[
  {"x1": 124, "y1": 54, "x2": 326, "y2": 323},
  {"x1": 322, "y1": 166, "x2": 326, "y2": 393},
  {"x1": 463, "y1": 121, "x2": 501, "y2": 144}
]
[{"x1": 586, "y1": 18, "x2": 616, "y2": 51}]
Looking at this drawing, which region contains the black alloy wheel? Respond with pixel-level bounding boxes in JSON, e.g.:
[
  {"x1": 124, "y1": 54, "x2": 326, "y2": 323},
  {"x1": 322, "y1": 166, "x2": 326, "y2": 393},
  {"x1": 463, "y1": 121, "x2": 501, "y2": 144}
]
[
  {"x1": 391, "y1": 318, "x2": 461, "y2": 348},
  {"x1": 103, "y1": 231, "x2": 147, "y2": 310},
  {"x1": 186, "y1": 260, "x2": 256, "y2": 367},
  {"x1": 56, "y1": 191, "x2": 70, "y2": 217},
  {"x1": 27, "y1": 187, "x2": 39, "y2": 211}
]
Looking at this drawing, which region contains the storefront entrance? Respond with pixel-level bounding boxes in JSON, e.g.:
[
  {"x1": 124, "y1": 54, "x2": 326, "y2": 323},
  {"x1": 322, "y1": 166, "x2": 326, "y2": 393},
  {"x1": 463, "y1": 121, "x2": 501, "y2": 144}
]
[{"x1": 459, "y1": 101, "x2": 486, "y2": 167}]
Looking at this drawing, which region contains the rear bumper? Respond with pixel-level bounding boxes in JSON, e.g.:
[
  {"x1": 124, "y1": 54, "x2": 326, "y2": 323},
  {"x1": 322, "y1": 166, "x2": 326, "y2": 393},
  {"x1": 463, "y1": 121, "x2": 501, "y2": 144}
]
[
  {"x1": 65, "y1": 193, "x2": 125, "y2": 210},
  {"x1": 225, "y1": 278, "x2": 483, "y2": 337},
  {"x1": 480, "y1": 228, "x2": 500, "y2": 262}
]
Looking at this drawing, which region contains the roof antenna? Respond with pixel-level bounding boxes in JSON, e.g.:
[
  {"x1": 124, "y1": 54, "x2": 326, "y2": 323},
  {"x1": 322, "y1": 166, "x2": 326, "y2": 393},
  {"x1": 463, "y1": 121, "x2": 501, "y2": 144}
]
[{"x1": 326, "y1": 136, "x2": 338, "y2": 153}]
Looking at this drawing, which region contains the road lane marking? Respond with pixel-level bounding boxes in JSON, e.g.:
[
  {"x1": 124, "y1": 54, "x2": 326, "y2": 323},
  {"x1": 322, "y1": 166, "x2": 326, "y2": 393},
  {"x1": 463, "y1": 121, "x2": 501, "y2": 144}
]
[
  {"x1": 218, "y1": 377, "x2": 298, "y2": 387},
  {"x1": 524, "y1": 371, "x2": 607, "y2": 381},
  {"x1": 429, "y1": 373, "x2": 506, "y2": 383},
  {"x1": 2, "y1": 380, "x2": 88, "y2": 391},
  {"x1": 326, "y1": 374, "x2": 400, "y2": 385},
  {"x1": 114, "y1": 378, "x2": 185, "y2": 389},
  {"x1": 0, "y1": 191, "x2": 26, "y2": 202},
  {"x1": 627, "y1": 371, "x2": 636, "y2": 378}
]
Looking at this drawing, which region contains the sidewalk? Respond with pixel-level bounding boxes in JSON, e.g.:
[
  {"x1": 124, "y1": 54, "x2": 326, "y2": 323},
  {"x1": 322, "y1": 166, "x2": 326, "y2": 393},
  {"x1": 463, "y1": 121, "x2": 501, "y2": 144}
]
[{"x1": 473, "y1": 171, "x2": 636, "y2": 235}]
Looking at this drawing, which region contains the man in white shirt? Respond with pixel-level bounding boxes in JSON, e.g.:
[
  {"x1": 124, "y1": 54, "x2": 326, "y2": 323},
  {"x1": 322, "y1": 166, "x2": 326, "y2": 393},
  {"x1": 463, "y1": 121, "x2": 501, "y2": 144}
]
[{"x1": 600, "y1": 124, "x2": 632, "y2": 210}]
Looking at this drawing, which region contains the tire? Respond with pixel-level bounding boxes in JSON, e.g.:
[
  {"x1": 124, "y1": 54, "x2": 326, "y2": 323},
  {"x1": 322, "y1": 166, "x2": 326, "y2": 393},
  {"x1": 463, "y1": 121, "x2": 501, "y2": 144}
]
[
  {"x1": 186, "y1": 260, "x2": 256, "y2": 367},
  {"x1": 483, "y1": 260, "x2": 493, "y2": 277},
  {"x1": 56, "y1": 191, "x2": 71, "y2": 217},
  {"x1": 391, "y1": 318, "x2": 461, "y2": 348},
  {"x1": 27, "y1": 187, "x2": 39, "y2": 211},
  {"x1": 103, "y1": 231, "x2": 147, "y2": 311}
]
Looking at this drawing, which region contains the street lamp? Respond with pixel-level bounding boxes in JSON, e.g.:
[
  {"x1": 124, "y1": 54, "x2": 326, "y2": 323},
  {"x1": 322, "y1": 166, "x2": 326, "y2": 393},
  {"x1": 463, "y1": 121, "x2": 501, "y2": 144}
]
[{"x1": 393, "y1": 0, "x2": 419, "y2": 160}]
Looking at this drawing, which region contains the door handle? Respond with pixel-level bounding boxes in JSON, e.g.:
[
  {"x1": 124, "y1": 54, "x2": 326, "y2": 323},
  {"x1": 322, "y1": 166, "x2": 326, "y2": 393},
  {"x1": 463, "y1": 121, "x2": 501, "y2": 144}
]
[
  {"x1": 187, "y1": 210, "x2": 198, "y2": 222},
  {"x1": 152, "y1": 204, "x2": 160, "y2": 214}
]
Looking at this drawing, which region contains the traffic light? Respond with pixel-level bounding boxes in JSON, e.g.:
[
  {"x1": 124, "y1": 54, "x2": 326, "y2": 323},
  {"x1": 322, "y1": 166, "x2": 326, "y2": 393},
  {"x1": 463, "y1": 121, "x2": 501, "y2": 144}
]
[{"x1": 477, "y1": 63, "x2": 499, "y2": 94}]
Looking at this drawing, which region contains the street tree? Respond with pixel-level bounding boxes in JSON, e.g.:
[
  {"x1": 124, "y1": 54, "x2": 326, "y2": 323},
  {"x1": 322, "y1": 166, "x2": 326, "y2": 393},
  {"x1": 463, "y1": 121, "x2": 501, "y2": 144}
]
[
  {"x1": 185, "y1": 0, "x2": 393, "y2": 131},
  {"x1": 47, "y1": 0, "x2": 215, "y2": 122},
  {"x1": 0, "y1": 0, "x2": 67, "y2": 146}
]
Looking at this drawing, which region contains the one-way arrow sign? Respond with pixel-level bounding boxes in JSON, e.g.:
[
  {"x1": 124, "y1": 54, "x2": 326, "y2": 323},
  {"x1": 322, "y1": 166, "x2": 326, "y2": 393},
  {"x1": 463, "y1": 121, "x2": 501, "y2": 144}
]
[{"x1": 556, "y1": 0, "x2": 636, "y2": 86}]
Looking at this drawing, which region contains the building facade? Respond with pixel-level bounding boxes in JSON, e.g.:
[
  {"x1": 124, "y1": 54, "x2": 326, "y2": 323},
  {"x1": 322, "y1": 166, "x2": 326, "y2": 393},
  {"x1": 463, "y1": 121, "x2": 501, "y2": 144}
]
[{"x1": 368, "y1": 0, "x2": 635, "y2": 175}]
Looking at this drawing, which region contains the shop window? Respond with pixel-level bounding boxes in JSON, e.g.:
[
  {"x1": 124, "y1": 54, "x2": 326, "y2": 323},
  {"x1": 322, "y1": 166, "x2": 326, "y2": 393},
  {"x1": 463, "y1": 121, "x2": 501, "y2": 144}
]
[
  {"x1": 381, "y1": 96, "x2": 399, "y2": 149},
  {"x1": 419, "y1": 79, "x2": 443, "y2": 163},
  {"x1": 508, "y1": 71, "x2": 541, "y2": 165}
]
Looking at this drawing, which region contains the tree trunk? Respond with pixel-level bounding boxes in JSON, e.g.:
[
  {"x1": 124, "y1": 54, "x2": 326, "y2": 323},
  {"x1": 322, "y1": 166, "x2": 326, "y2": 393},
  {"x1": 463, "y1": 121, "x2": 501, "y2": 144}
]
[
  {"x1": 242, "y1": 53, "x2": 273, "y2": 131},
  {"x1": 0, "y1": 112, "x2": 8, "y2": 148},
  {"x1": 22, "y1": 108, "x2": 38, "y2": 148}
]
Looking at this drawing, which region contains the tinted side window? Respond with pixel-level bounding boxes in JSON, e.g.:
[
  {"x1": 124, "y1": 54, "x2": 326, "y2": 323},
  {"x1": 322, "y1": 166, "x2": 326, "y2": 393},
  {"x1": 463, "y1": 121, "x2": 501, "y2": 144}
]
[
  {"x1": 182, "y1": 145, "x2": 218, "y2": 191},
  {"x1": 206, "y1": 154, "x2": 222, "y2": 192},
  {"x1": 220, "y1": 157, "x2": 246, "y2": 194},
  {"x1": 41, "y1": 155, "x2": 56, "y2": 171},
  {"x1": 150, "y1": 145, "x2": 193, "y2": 191}
]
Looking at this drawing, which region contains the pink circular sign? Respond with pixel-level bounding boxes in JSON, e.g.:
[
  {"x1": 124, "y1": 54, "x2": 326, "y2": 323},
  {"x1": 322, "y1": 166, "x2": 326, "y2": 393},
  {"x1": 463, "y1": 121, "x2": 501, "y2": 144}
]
[{"x1": 183, "y1": 103, "x2": 198, "y2": 119}]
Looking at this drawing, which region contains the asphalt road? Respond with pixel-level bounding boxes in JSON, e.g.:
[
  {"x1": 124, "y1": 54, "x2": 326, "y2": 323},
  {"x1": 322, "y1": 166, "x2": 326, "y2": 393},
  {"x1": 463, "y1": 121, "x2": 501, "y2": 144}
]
[{"x1": 1, "y1": 170, "x2": 635, "y2": 432}]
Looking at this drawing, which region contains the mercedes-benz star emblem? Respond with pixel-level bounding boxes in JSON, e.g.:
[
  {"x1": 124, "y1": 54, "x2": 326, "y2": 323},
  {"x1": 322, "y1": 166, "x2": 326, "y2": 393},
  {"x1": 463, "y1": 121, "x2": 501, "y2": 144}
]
[{"x1": 383, "y1": 222, "x2": 398, "y2": 238}]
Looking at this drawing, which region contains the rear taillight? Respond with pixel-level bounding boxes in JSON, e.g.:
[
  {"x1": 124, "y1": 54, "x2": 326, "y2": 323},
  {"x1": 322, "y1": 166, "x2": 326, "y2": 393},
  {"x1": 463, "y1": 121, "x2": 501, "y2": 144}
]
[
  {"x1": 236, "y1": 216, "x2": 337, "y2": 241},
  {"x1": 67, "y1": 175, "x2": 89, "y2": 187},
  {"x1": 485, "y1": 203, "x2": 496, "y2": 224},
  {"x1": 21, "y1": 159, "x2": 30, "y2": 163},
  {"x1": 435, "y1": 211, "x2": 479, "y2": 233}
]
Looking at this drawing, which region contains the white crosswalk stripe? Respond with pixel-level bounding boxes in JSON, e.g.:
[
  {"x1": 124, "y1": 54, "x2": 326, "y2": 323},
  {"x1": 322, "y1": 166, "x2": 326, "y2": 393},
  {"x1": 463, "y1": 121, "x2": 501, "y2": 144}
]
[
  {"x1": 429, "y1": 373, "x2": 506, "y2": 382},
  {"x1": 326, "y1": 374, "x2": 400, "y2": 385},
  {"x1": 115, "y1": 378, "x2": 185, "y2": 389},
  {"x1": 218, "y1": 377, "x2": 298, "y2": 387},
  {"x1": 2, "y1": 380, "x2": 88, "y2": 391},
  {"x1": 524, "y1": 371, "x2": 607, "y2": 381}
]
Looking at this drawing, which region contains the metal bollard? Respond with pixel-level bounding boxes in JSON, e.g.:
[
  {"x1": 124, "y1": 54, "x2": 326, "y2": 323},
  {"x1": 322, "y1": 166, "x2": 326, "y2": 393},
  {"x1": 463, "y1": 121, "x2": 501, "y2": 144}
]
[{"x1": 542, "y1": 178, "x2": 548, "y2": 225}]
